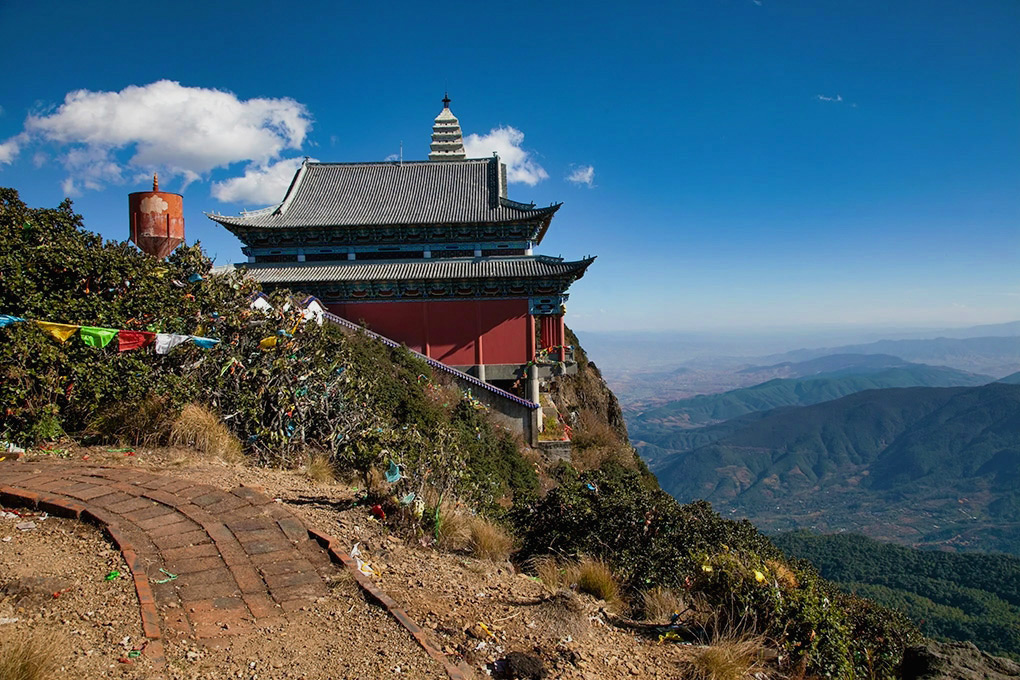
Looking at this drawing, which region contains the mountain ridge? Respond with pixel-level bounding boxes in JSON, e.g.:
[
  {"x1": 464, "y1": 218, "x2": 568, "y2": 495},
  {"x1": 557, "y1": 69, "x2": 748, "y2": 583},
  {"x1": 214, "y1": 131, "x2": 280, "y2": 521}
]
[{"x1": 649, "y1": 382, "x2": 1020, "y2": 553}]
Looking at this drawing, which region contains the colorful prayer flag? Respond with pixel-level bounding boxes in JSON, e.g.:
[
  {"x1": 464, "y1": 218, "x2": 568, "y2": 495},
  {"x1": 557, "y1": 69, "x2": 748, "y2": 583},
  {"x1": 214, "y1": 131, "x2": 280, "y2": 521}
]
[
  {"x1": 0, "y1": 315, "x2": 26, "y2": 328},
  {"x1": 154, "y1": 333, "x2": 189, "y2": 355},
  {"x1": 36, "y1": 321, "x2": 80, "y2": 342},
  {"x1": 191, "y1": 336, "x2": 219, "y2": 349},
  {"x1": 118, "y1": 330, "x2": 156, "y2": 352},
  {"x1": 79, "y1": 326, "x2": 118, "y2": 348},
  {"x1": 259, "y1": 336, "x2": 278, "y2": 350}
]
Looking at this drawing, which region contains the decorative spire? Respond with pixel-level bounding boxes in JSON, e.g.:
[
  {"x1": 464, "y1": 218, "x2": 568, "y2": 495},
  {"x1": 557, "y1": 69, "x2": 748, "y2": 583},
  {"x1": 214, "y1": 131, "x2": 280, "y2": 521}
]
[
  {"x1": 429, "y1": 93, "x2": 466, "y2": 161},
  {"x1": 153, "y1": 173, "x2": 159, "y2": 192}
]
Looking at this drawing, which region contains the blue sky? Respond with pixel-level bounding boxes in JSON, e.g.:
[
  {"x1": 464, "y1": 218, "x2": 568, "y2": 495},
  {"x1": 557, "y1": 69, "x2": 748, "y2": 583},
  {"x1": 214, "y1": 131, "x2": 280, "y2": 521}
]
[{"x1": 1, "y1": 0, "x2": 1017, "y2": 332}]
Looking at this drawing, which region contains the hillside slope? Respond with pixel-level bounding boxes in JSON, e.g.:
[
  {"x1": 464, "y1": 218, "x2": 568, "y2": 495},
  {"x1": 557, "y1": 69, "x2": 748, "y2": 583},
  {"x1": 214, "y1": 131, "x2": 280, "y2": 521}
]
[{"x1": 652, "y1": 383, "x2": 1020, "y2": 553}]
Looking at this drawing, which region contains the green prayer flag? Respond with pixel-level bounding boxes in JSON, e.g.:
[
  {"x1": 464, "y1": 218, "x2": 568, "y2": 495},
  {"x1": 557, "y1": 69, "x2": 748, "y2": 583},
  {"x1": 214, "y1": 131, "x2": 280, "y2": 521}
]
[{"x1": 79, "y1": 326, "x2": 118, "y2": 348}]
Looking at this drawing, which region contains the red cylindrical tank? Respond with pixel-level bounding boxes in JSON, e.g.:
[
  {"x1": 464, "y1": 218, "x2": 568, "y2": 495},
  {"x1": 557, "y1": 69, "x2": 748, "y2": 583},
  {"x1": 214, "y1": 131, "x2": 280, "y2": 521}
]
[{"x1": 129, "y1": 174, "x2": 185, "y2": 258}]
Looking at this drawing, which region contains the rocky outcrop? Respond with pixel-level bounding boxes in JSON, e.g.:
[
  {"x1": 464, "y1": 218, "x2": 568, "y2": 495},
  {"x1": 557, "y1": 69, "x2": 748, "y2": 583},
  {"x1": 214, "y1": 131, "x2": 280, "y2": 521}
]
[
  {"x1": 548, "y1": 327, "x2": 629, "y2": 443},
  {"x1": 899, "y1": 641, "x2": 1020, "y2": 680}
]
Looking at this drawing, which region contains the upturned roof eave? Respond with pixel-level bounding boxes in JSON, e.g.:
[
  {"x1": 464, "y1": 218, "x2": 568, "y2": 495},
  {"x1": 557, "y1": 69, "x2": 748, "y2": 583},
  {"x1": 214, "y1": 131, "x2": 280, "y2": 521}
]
[{"x1": 205, "y1": 207, "x2": 560, "y2": 232}]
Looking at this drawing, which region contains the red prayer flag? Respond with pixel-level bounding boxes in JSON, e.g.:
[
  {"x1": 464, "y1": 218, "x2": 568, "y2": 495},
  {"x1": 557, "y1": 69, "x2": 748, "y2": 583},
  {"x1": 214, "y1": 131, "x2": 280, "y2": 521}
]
[{"x1": 118, "y1": 330, "x2": 156, "y2": 352}]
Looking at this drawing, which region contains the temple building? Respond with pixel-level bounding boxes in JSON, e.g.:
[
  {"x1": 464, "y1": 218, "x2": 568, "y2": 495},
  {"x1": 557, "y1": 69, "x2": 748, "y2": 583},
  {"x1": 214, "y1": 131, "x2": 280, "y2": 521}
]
[{"x1": 208, "y1": 96, "x2": 594, "y2": 403}]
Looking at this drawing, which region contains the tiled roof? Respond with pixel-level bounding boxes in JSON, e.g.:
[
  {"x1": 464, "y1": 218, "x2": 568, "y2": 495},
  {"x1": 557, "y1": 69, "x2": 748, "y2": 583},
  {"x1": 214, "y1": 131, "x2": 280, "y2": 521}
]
[
  {"x1": 207, "y1": 158, "x2": 559, "y2": 230},
  {"x1": 241, "y1": 255, "x2": 595, "y2": 285}
]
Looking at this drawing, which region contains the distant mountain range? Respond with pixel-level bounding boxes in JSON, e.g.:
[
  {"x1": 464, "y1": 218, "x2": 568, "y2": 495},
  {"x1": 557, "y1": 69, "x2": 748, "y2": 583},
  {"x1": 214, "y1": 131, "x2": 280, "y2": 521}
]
[
  {"x1": 646, "y1": 382, "x2": 1020, "y2": 554},
  {"x1": 1001, "y1": 371, "x2": 1020, "y2": 384},
  {"x1": 759, "y1": 336, "x2": 1020, "y2": 377},
  {"x1": 631, "y1": 356, "x2": 991, "y2": 429}
]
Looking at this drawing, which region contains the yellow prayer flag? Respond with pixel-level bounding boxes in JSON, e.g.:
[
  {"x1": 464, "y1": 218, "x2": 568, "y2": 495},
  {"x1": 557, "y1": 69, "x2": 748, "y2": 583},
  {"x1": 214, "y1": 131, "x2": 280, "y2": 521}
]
[
  {"x1": 754, "y1": 570, "x2": 766, "y2": 583},
  {"x1": 259, "y1": 336, "x2": 278, "y2": 350},
  {"x1": 36, "y1": 321, "x2": 80, "y2": 342}
]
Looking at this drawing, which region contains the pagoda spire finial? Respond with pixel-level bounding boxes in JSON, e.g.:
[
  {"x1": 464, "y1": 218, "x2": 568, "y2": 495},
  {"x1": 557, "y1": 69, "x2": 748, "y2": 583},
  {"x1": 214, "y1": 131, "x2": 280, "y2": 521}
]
[
  {"x1": 429, "y1": 93, "x2": 466, "y2": 161},
  {"x1": 153, "y1": 172, "x2": 159, "y2": 191}
]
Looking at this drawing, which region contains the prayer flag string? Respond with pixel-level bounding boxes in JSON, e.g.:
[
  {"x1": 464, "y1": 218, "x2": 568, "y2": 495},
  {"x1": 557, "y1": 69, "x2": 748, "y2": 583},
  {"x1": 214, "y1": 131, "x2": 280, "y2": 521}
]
[{"x1": 0, "y1": 314, "x2": 219, "y2": 354}]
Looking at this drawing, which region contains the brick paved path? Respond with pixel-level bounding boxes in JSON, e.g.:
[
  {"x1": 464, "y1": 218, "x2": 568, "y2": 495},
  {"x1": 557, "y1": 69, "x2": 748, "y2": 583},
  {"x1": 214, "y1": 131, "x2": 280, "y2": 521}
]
[{"x1": 0, "y1": 461, "x2": 330, "y2": 643}]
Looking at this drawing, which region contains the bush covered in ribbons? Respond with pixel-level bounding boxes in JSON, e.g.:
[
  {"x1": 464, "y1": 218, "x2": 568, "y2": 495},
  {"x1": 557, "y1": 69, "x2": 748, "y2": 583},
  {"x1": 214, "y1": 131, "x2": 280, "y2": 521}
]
[{"x1": 0, "y1": 188, "x2": 535, "y2": 506}]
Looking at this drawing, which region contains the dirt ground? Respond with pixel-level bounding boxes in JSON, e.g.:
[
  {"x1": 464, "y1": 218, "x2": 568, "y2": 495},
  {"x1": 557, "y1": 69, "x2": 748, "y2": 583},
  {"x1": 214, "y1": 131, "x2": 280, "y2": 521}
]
[{"x1": 2, "y1": 446, "x2": 700, "y2": 679}]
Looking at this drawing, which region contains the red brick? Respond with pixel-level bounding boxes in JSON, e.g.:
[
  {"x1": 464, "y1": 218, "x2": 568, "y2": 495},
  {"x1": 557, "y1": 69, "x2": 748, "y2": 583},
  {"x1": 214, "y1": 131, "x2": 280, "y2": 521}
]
[
  {"x1": 264, "y1": 570, "x2": 321, "y2": 590},
  {"x1": 233, "y1": 528, "x2": 282, "y2": 544},
  {"x1": 152, "y1": 529, "x2": 210, "y2": 550},
  {"x1": 202, "y1": 495, "x2": 249, "y2": 516},
  {"x1": 177, "y1": 581, "x2": 240, "y2": 601},
  {"x1": 276, "y1": 516, "x2": 309, "y2": 543},
  {"x1": 162, "y1": 543, "x2": 219, "y2": 562},
  {"x1": 121, "y1": 504, "x2": 171, "y2": 523},
  {"x1": 241, "y1": 593, "x2": 280, "y2": 620},
  {"x1": 225, "y1": 517, "x2": 274, "y2": 532},
  {"x1": 91, "y1": 491, "x2": 136, "y2": 509},
  {"x1": 190, "y1": 491, "x2": 231, "y2": 508},
  {"x1": 169, "y1": 556, "x2": 225, "y2": 574},
  {"x1": 159, "y1": 479, "x2": 195, "y2": 494},
  {"x1": 257, "y1": 559, "x2": 307, "y2": 577},
  {"x1": 177, "y1": 568, "x2": 234, "y2": 588},
  {"x1": 140, "y1": 489, "x2": 181, "y2": 508},
  {"x1": 140, "y1": 515, "x2": 195, "y2": 535},
  {"x1": 107, "y1": 496, "x2": 156, "y2": 515},
  {"x1": 227, "y1": 564, "x2": 266, "y2": 595},
  {"x1": 248, "y1": 548, "x2": 296, "y2": 565},
  {"x1": 243, "y1": 539, "x2": 292, "y2": 556}
]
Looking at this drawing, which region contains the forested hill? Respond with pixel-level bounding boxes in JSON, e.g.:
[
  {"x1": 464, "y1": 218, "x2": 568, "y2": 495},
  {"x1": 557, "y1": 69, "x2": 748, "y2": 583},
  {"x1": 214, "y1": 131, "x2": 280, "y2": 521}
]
[
  {"x1": 631, "y1": 361, "x2": 989, "y2": 429},
  {"x1": 1000, "y1": 371, "x2": 1020, "y2": 384},
  {"x1": 652, "y1": 382, "x2": 1020, "y2": 553},
  {"x1": 775, "y1": 531, "x2": 1020, "y2": 660}
]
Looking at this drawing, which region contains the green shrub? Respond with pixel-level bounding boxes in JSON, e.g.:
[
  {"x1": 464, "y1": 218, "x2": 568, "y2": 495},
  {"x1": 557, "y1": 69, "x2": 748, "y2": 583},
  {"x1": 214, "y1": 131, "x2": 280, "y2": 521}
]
[{"x1": 512, "y1": 463, "x2": 920, "y2": 678}]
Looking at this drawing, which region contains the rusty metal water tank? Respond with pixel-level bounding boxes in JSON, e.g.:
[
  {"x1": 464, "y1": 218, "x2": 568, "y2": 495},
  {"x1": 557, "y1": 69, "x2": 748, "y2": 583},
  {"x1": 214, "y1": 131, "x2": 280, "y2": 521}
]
[{"x1": 129, "y1": 174, "x2": 185, "y2": 258}]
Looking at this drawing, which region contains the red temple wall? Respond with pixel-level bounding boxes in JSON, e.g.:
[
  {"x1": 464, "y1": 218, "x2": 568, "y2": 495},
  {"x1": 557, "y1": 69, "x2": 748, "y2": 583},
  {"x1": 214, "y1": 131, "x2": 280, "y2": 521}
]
[{"x1": 328, "y1": 299, "x2": 531, "y2": 365}]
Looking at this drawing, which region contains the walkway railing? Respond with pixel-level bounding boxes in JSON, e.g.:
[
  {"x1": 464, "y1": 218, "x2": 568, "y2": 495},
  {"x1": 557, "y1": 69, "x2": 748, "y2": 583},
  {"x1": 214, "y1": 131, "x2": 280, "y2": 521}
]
[{"x1": 321, "y1": 311, "x2": 539, "y2": 410}]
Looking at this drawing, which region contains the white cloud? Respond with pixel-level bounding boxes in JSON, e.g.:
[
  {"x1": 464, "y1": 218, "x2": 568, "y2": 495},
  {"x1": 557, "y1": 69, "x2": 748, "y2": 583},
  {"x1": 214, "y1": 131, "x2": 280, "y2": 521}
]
[
  {"x1": 384, "y1": 153, "x2": 399, "y2": 161},
  {"x1": 210, "y1": 156, "x2": 312, "y2": 205},
  {"x1": 0, "y1": 132, "x2": 27, "y2": 165},
  {"x1": 566, "y1": 164, "x2": 595, "y2": 187},
  {"x1": 10, "y1": 80, "x2": 311, "y2": 191},
  {"x1": 816, "y1": 94, "x2": 844, "y2": 103},
  {"x1": 464, "y1": 126, "x2": 548, "y2": 185}
]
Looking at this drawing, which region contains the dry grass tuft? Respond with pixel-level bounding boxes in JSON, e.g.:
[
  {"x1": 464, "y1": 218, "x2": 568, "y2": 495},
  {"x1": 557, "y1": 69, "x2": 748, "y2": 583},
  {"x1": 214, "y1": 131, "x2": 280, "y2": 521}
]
[
  {"x1": 689, "y1": 635, "x2": 769, "y2": 680},
  {"x1": 532, "y1": 556, "x2": 580, "y2": 591},
  {"x1": 575, "y1": 556, "x2": 621, "y2": 606},
  {"x1": 87, "y1": 393, "x2": 172, "y2": 446},
  {"x1": 434, "y1": 498, "x2": 472, "y2": 551},
  {"x1": 305, "y1": 453, "x2": 335, "y2": 484},
  {"x1": 169, "y1": 404, "x2": 243, "y2": 463},
  {"x1": 467, "y1": 516, "x2": 514, "y2": 561},
  {"x1": 0, "y1": 630, "x2": 61, "y2": 680},
  {"x1": 642, "y1": 586, "x2": 686, "y2": 622},
  {"x1": 766, "y1": 559, "x2": 800, "y2": 590}
]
